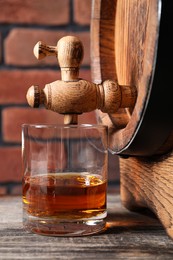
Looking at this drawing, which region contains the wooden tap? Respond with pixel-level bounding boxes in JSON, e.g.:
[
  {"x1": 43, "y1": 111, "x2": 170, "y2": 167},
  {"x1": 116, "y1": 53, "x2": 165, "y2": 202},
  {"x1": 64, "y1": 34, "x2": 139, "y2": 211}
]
[{"x1": 26, "y1": 36, "x2": 137, "y2": 124}]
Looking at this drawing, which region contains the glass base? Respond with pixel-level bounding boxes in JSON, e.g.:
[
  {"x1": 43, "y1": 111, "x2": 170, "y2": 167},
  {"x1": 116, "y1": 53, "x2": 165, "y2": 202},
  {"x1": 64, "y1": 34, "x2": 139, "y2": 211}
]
[{"x1": 23, "y1": 214, "x2": 106, "y2": 236}]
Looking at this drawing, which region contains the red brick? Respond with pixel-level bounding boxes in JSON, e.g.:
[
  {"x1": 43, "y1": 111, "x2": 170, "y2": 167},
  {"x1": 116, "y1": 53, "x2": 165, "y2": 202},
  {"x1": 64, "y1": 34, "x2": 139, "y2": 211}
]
[
  {"x1": 0, "y1": 69, "x2": 91, "y2": 104},
  {"x1": 2, "y1": 107, "x2": 96, "y2": 143},
  {"x1": 0, "y1": 70, "x2": 58, "y2": 104},
  {"x1": 0, "y1": 0, "x2": 69, "y2": 25},
  {"x1": 0, "y1": 186, "x2": 7, "y2": 195},
  {"x1": 0, "y1": 147, "x2": 21, "y2": 182},
  {"x1": 0, "y1": 33, "x2": 2, "y2": 63},
  {"x1": 3, "y1": 108, "x2": 64, "y2": 142},
  {"x1": 74, "y1": 0, "x2": 92, "y2": 25},
  {"x1": 5, "y1": 29, "x2": 90, "y2": 66}
]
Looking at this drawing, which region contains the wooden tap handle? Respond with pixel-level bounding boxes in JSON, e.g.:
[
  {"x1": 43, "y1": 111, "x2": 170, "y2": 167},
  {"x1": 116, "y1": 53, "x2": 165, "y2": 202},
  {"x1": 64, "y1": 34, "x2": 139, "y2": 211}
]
[
  {"x1": 33, "y1": 41, "x2": 57, "y2": 60},
  {"x1": 33, "y1": 36, "x2": 84, "y2": 124},
  {"x1": 28, "y1": 36, "x2": 137, "y2": 125},
  {"x1": 57, "y1": 36, "x2": 84, "y2": 124},
  {"x1": 26, "y1": 80, "x2": 136, "y2": 114},
  {"x1": 33, "y1": 36, "x2": 84, "y2": 80},
  {"x1": 57, "y1": 36, "x2": 84, "y2": 81},
  {"x1": 26, "y1": 85, "x2": 44, "y2": 108}
]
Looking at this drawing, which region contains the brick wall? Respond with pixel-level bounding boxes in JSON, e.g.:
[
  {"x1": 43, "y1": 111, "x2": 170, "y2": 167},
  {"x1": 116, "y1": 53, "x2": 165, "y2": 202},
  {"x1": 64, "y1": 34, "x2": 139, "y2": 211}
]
[{"x1": 0, "y1": 0, "x2": 119, "y2": 195}]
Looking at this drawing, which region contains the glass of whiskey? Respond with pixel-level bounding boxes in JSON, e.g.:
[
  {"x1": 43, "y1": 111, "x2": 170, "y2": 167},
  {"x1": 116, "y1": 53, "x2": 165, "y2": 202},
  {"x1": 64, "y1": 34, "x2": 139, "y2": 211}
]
[{"x1": 22, "y1": 124, "x2": 108, "y2": 236}]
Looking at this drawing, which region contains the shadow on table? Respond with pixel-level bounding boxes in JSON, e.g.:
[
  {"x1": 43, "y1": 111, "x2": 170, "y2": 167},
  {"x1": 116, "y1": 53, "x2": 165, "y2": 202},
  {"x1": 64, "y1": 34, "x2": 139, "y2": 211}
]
[{"x1": 105, "y1": 208, "x2": 163, "y2": 235}]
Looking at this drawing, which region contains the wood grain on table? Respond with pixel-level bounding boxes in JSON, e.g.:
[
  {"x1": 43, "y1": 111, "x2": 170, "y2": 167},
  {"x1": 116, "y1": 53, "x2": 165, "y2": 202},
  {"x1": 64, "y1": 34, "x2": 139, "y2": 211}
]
[{"x1": 1, "y1": 194, "x2": 173, "y2": 259}]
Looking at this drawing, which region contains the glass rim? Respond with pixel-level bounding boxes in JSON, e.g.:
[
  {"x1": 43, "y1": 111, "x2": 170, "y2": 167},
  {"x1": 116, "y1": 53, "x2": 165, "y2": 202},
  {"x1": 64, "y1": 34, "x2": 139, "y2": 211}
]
[{"x1": 21, "y1": 123, "x2": 108, "y2": 130}]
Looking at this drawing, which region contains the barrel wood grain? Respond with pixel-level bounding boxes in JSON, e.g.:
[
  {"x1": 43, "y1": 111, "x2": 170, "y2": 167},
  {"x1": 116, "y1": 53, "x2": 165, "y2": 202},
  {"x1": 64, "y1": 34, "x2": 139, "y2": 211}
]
[
  {"x1": 91, "y1": 0, "x2": 159, "y2": 154},
  {"x1": 91, "y1": 0, "x2": 173, "y2": 240},
  {"x1": 91, "y1": 0, "x2": 173, "y2": 156},
  {"x1": 120, "y1": 150, "x2": 173, "y2": 239}
]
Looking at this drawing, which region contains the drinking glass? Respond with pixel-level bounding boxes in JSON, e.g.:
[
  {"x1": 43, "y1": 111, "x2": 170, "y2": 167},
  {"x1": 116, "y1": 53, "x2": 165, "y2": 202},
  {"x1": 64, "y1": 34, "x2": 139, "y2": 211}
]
[{"x1": 22, "y1": 124, "x2": 108, "y2": 236}]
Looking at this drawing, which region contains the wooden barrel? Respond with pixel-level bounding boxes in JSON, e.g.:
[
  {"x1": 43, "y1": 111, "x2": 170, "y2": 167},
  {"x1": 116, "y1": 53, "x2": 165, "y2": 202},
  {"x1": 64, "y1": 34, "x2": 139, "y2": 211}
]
[
  {"x1": 91, "y1": 0, "x2": 173, "y2": 157},
  {"x1": 91, "y1": 0, "x2": 173, "y2": 239}
]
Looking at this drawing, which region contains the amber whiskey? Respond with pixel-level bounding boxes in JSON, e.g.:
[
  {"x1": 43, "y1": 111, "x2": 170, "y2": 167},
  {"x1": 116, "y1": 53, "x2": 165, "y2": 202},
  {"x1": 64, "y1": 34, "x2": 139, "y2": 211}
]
[{"x1": 23, "y1": 173, "x2": 107, "y2": 220}]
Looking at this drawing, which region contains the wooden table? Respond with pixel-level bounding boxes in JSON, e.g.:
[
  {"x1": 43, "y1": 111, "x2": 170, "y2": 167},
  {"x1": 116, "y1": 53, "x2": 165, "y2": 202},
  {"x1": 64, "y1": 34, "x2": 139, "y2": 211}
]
[{"x1": 1, "y1": 194, "x2": 173, "y2": 259}]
